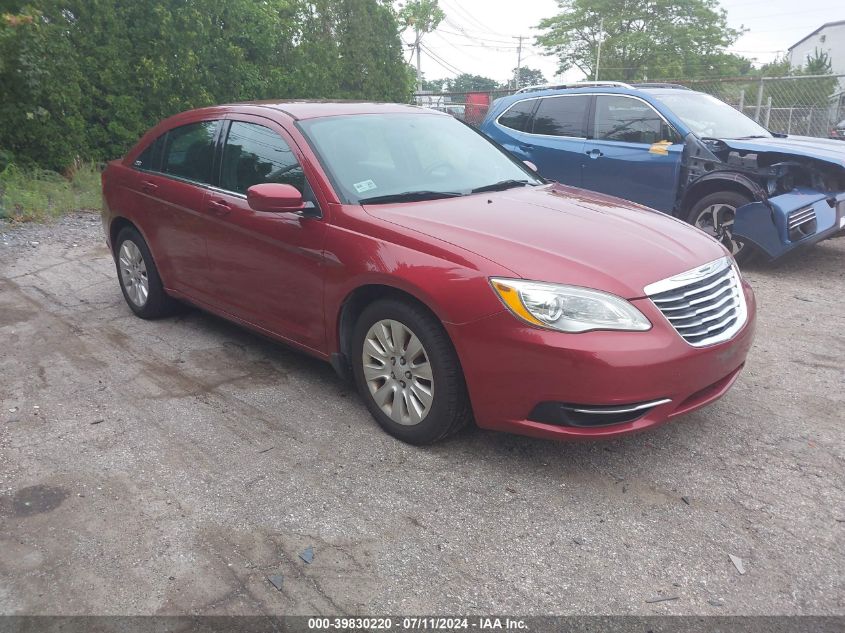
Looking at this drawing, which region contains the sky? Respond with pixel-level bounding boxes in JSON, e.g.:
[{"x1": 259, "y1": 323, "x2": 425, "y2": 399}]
[{"x1": 404, "y1": 0, "x2": 844, "y2": 85}]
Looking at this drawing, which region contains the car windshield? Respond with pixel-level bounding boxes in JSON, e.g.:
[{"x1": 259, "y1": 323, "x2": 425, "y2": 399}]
[
  {"x1": 650, "y1": 91, "x2": 773, "y2": 140},
  {"x1": 298, "y1": 113, "x2": 543, "y2": 204}
]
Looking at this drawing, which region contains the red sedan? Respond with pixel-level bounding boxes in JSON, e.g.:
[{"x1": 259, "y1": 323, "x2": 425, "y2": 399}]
[{"x1": 101, "y1": 102, "x2": 756, "y2": 444}]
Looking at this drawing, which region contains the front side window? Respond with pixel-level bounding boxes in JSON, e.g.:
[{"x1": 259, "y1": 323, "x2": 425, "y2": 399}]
[
  {"x1": 593, "y1": 96, "x2": 677, "y2": 144},
  {"x1": 497, "y1": 99, "x2": 536, "y2": 132},
  {"x1": 161, "y1": 121, "x2": 219, "y2": 184},
  {"x1": 220, "y1": 122, "x2": 305, "y2": 195},
  {"x1": 531, "y1": 95, "x2": 590, "y2": 137}
]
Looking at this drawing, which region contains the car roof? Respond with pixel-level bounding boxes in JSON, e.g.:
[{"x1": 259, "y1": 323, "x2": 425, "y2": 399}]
[{"x1": 224, "y1": 100, "x2": 439, "y2": 120}]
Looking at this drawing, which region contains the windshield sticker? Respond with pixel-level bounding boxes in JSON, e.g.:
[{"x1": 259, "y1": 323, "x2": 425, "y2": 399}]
[{"x1": 353, "y1": 179, "x2": 377, "y2": 194}]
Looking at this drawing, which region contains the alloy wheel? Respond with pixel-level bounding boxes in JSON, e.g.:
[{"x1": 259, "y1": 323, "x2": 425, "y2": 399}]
[
  {"x1": 119, "y1": 240, "x2": 149, "y2": 307},
  {"x1": 362, "y1": 319, "x2": 434, "y2": 426},
  {"x1": 694, "y1": 203, "x2": 746, "y2": 256}
]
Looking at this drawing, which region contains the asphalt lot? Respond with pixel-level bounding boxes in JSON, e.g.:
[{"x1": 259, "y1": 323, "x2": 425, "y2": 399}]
[{"x1": 0, "y1": 213, "x2": 843, "y2": 616}]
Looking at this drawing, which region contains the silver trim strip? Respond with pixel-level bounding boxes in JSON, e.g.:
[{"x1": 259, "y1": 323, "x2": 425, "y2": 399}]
[{"x1": 570, "y1": 398, "x2": 672, "y2": 415}]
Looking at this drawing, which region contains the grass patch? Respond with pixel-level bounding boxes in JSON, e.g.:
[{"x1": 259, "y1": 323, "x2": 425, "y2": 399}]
[{"x1": 0, "y1": 162, "x2": 102, "y2": 222}]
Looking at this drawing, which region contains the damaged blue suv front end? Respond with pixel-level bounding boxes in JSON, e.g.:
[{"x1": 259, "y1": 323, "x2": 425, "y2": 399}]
[
  {"x1": 481, "y1": 84, "x2": 845, "y2": 262},
  {"x1": 682, "y1": 132, "x2": 845, "y2": 260}
]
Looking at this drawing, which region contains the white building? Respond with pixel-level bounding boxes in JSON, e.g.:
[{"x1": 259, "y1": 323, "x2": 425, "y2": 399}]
[{"x1": 787, "y1": 20, "x2": 845, "y2": 86}]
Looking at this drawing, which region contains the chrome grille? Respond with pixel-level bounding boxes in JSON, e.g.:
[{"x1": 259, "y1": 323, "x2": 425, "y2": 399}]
[{"x1": 644, "y1": 257, "x2": 747, "y2": 348}]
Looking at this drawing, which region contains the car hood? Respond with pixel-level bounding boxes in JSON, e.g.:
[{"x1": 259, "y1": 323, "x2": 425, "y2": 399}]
[
  {"x1": 717, "y1": 136, "x2": 845, "y2": 169},
  {"x1": 363, "y1": 184, "x2": 727, "y2": 299}
]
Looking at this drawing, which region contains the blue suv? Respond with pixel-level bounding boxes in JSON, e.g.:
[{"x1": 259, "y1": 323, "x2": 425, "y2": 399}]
[{"x1": 481, "y1": 82, "x2": 845, "y2": 262}]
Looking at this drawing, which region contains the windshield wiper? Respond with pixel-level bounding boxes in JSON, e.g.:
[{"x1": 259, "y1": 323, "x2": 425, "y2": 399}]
[
  {"x1": 471, "y1": 179, "x2": 532, "y2": 194},
  {"x1": 358, "y1": 190, "x2": 463, "y2": 204}
]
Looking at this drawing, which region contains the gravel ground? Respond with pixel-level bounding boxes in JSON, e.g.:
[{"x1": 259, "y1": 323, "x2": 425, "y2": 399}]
[{"x1": 0, "y1": 213, "x2": 843, "y2": 616}]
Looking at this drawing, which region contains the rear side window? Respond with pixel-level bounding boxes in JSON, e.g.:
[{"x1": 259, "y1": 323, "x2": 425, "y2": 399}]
[
  {"x1": 133, "y1": 135, "x2": 165, "y2": 171},
  {"x1": 161, "y1": 121, "x2": 219, "y2": 184},
  {"x1": 532, "y1": 95, "x2": 590, "y2": 137},
  {"x1": 497, "y1": 99, "x2": 536, "y2": 132},
  {"x1": 220, "y1": 122, "x2": 305, "y2": 195},
  {"x1": 593, "y1": 95, "x2": 677, "y2": 144}
]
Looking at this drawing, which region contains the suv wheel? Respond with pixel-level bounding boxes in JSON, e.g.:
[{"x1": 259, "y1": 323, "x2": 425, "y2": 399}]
[{"x1": 687, "y1": 191, "x2": 755, "y2": 264}]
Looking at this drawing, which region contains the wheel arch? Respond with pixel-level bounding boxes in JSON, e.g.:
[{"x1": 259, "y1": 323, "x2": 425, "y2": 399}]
[
  {"x1": 679, "y1": 174, "x2": 762, "y2": 218},
  {"x1": 109, "y1": 216, "x2": 140, "y2": 255},
  {"x1": 332, "y1": 283, "x2": 450, "y2": 382}
]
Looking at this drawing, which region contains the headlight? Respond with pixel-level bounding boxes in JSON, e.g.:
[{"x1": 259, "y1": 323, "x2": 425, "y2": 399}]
[{"x1": 490, "y1": 278, "x2": 651, "y2": 333}]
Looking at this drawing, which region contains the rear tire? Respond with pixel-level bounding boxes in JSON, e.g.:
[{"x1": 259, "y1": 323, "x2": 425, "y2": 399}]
[
  {"x1": 114, "y1": 226, "x2": 179, "y2": 319},
  {"x1": 687, "y1": 191, "x2": 756, "y2": 264},
  {"x1": 351, "y1": 298, "x2": 472, "y2": 445}
]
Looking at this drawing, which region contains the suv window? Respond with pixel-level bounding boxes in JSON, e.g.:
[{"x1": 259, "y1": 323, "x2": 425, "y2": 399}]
[
  {"x1": 161, "y1": 121, "x2": 219, "y2": 183},
  {"x1": 593, "y1": 95, "x2": 677, "y2": 144},
  {"x1": 133, "y1": 135, "x2": 166, "y2": 171},
  {"x1": 498, "y1": 99, "x2": 536, "y2": 132},
  {"x1": 531, "y1": 95, "x2": 590, "y2": 137},
  {"x1": 220, "y1": 121, "x2": 305, "y2": 195}
]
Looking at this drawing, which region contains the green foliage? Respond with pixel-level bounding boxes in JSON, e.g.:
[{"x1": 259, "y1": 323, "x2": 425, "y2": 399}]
[
  {"x1": 398, "y1": 0, "x2": 444, "y2": 35},
  {"x1": 0, "y1": 0, "x2": 412, "y2": 171},
  {"x1": 804, "y1": 48, "x2": 832, "y2": 75},
  {"x1": 0, "y1": 162, "x2": 101, "y2": 222},
  {"x1": 511, "y1": 66, "x2": 547, "y2": 89},
  {"x1": 445, "y1": 73, "x2": 499, "y2": 93},
  {"x1": 536, "y1": 0, "x2": 747, "y2": 81}
]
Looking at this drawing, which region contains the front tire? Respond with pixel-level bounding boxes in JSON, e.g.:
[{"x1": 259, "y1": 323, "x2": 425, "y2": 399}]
[
  {"x1": 351, "y1": 298, "x2": 472, "y2": 445},
  {"x1": 114, "y1": 226, "x2": 178, "y2": 319},
  {"x1": 687, "y1": 191, "x2": 756, "y2": 264}
]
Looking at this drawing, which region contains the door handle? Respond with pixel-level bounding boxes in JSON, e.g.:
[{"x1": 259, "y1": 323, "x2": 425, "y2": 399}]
[
  {"x1": 518, "y1": 144, "x2": 535, "y2": 152},
  {"x1": 141, "y1": 180, "x2": 158, "y2": 193},
  {"x1": 585, "y1": 148, "x2": 603, "y2": 159},
  {"x1": 207, "y1": 200, "x2": 231, "y2": 217}
]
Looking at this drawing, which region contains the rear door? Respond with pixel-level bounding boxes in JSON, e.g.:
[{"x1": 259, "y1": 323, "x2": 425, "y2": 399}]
[
  {"x1": 581, "y1": 94, "x2": 682, "y2": 212},
  {"x1": 126, "y1": 119, "x2": 221, "y2": 296},
  {"x1": 523, "y1": 94, "x2": 590, "y2": 187},
  {"x1": 202, "y1": 116, "x2": 328, "y2": 351}
]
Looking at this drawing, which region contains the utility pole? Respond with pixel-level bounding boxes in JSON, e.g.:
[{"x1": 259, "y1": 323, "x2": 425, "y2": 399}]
[
  {"x1": 514, "y1": 35, "x2": 525, "y2": 89},
  {"x1": 415, "y1": 26, "x2": 422, "y2": 93},
  {"x1": 594, "y1": 18, "x2": 603, "y2": 81}
]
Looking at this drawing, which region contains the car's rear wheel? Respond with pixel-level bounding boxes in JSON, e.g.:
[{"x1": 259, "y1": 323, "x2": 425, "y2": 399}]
[
  {"x1": 115, "y1": 226, "x2": 178, "y2": 319},
  {"x1": 351, "y1": 298, "x2": 472, "y2": 444},
  {"x1": 687, "y1": 191, "x2": 755, "y2": 264}
]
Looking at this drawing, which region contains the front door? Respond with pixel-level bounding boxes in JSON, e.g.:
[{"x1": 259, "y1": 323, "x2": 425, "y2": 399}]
[
  {"x1": 203, "y1": 117, "x2": 328, "y2": 353},
  {"x1": 581, "y1": 94, "x2": 682, "y2": 212}
]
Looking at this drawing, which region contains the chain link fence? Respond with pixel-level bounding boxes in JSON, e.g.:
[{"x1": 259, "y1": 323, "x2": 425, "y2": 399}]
[{"x1": 413, "y1": 74, "x2": 845, "y2": 138}]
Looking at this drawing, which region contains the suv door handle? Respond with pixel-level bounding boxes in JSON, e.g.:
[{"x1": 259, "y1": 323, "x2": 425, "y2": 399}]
[
  {"x1": 519, "y1": 144, "x2": 535, "y2": 152},
  {"x1": 585, "y1": 148, "x2": 603, "y2": 159},
  {"x1": 141, "y1": 180, "x2": 158, "y2": 193},
  {"x1": 207, "y1": 200, "x2": 231, "y2": 217}
]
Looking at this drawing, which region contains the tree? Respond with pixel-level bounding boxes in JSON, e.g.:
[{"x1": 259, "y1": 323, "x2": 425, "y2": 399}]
[
  {"x1": 0, "y1": 0, "x2": 413, "y2": 171},
  {"x1": 804, "y1": 48, "x2": 832, "y2": 75},
  {"x1": 445, "y1": 74, "x2": 499, "y2": 93},
  {"x1": 398, "y1": 0, "x2": 445, "y2": 92},
  {"x1": 536, "y1": 0, "x2": 745, "y2": 81},
  {"x1": 511, "y1": 66, "x2": 546, "y2": 89}
]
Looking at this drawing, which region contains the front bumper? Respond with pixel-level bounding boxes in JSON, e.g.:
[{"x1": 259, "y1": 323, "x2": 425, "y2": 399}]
[
  {"x1": 447, "y1": 282, "x2": 756, "y2": 440},
  {"x1": 733, "y1": 189, "x2": 845, "y2": 260}
]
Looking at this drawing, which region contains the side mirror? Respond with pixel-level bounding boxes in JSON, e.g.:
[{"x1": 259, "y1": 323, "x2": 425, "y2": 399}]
[
  {"x1": 523, "y1": 160, "x2": 538, "y2": 173},
  {"x1": 246, "y1": 183, "x2": 304, "y2": 213}
]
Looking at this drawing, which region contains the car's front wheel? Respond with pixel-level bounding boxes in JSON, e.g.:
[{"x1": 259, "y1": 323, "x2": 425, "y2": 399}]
[
  {"x1": 687, "y1": 191, "x2": 755, "y2": 264},
  {"x1": 114, "y1": 226, "x2": 178, "y2": 319},
  {"x1": 351, "y1": 298, "x2": 472, "y2": 444}
]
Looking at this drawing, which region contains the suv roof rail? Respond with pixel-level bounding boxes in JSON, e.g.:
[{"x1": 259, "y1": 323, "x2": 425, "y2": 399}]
[
  {"x1": 515, "y1": 81, "x2": 633, "y2": 94},
  {"x1": 632, "y1": 83, "x2": 691, "y2": 90}
]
